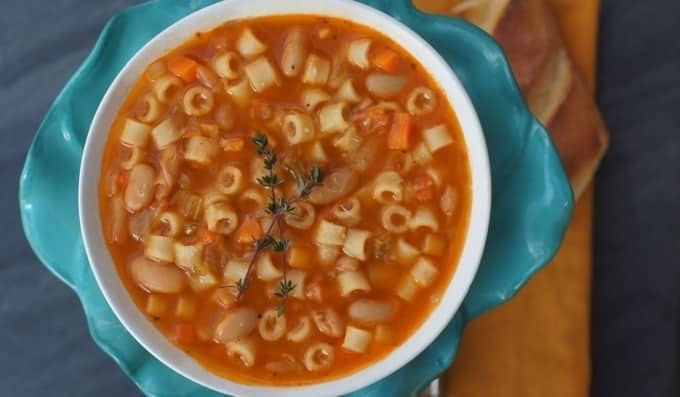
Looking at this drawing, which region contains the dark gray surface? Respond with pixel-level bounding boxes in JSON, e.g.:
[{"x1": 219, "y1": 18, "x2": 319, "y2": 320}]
[
  {"x1": 1, "y1": 0, "x2": 678, "y2": 396},
  {"x1": 593, "y1": 1, "x2": 680, "y2": 396}
]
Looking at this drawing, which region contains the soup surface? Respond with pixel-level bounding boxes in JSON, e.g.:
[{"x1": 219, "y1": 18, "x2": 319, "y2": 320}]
[{"x1": 99, "y1": 15, "x2": 471, "y2": 385}]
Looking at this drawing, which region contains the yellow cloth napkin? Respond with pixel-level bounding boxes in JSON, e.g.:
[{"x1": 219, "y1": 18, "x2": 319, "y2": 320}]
[{"x1": 412, "y1": 1, "x2": 600, "y2": 395}]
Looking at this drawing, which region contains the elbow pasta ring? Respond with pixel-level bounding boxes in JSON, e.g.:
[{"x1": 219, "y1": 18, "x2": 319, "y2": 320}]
[
  {"x1": 285, "y1": 201, "x2": 316, "y2": 230},
  {"x1": 152, "y1": 74, "x2": 183, "y2": 104},
  {"x1": 381, "y1": 204, "x2": 412, "y2": 234},
  {"x1": 406, "y1": 86, "x2": 437, "y2": 116},
  {"x1": 182, "y1": 86, "x2": 214, "y2": 116},
  {"x1": 258, "y1": 308, "x2": 287, "y2": 341},
  {"x1": 137, "y1": 94, "x2": 162, "y2": 123},
  {"x1": 303, "y1": 342, "x2": 335, "y2": 372},
  {"x1": 158, "y1": 211, "x2": 183, "y2": 237},
  {"x1": 204, "y1": 202, "x2": 238, "y2": 235},
  {"x1": 213, "y1": 51, "x2": 242, "y2": 79},
  {"x1": 283, "y1": 112, "x2": 316, "y2": 145},
  {"x1": 331, "y1": 197, "x2": 361, "y2": 226},
  {"x1": 216, "y1": 165, "x2": 244, "y2": 195}
]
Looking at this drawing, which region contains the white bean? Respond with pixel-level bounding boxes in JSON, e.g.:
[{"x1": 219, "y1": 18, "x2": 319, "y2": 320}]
[
  {"x1": 309, "y1": 167, "x2": 358, "y2": 205},
  {"x1": 130, "y1": 257, "x2": 186, "y2": 294},
  {"x1": 348, "y1": 299, "x2": 394, "y2": 325},
  {"x1": 281, "y1": 28, "x2": 307, "y2": 77},
  {"x1": 124, "y1": 163, "x2": 156, "y2": 211},
  {"x1": 215, "y1": 307, "x2": 258, "y2": 342},
  {"x1": 365, "y1": 73, "x2": 407, "y2": 98}
]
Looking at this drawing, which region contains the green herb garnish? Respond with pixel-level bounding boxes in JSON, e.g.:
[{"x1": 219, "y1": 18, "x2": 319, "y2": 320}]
[{"x1": 234, "y1": 132, "x2": 323, "y2": 315}]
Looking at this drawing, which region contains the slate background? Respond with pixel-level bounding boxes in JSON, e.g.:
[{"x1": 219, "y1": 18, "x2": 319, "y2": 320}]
[{"x1": 1, "y1": 0, "x2": 678, "y2": 396}]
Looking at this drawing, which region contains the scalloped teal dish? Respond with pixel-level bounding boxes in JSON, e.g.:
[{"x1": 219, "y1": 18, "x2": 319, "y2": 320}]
[{"x1": 19, "y1": 0, "x2": 574, "y2": 396}]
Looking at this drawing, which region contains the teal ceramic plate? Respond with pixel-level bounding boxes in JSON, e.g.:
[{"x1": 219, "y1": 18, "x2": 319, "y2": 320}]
[{"x1": 19, "y1": 0, "x2": 573, "y2": 395}]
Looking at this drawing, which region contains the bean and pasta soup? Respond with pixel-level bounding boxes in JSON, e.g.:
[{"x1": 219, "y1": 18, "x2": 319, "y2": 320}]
[{"x1": 99, "y1": 16, "x2": 471, "y2": 385}]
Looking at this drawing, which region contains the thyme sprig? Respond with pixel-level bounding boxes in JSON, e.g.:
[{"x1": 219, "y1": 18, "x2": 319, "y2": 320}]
[{"x1": 234, "y1": 132, "x2": 323, "y2": 315}]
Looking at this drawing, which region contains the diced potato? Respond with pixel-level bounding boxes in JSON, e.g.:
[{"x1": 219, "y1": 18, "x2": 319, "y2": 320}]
[
  {"x1": 423, "y1": 124, "x2": 453, "y2": 153},
  {"x1": 338, "y1": 271, "x2": 371, "y2": 296},
  {"x1": 288, "y1": 246, "x2": 313, "y2": 269},
  {"x1": 175, "y1": 295, "x2": 198, "y2": 320},
  {"x1": 145, "y1": 294, "x2": 169, "y2": 317},
  {"x1": 317, "y1": 244, "x2": 341, "y2": 268},
  {"x1": 422, "y1": 233, "x2": 447, "y2": 257},
  {"x1": 396, "y1": 238, "x2": 420, "y2": 267},
  {"x1": 343, "y1": 228, "x2": 371, "y2": 261},
  {"x1": 315, "y1": 219, "x2": 347, "y2": 246},
  {"x1": 367, "y1": 263, "x2": 400, "y2": 291},
  {"x1": 223, "y1": 258, "x2": 249, "y2": 284},
  {"x1": 375, "y1": 324, "x2": 394, "y2": 344},
  {"x1": 342, "y1": 326, "x2": 373, "y2": 353},
  {"x1": 396, "y1": 275, "x2": 420, "y2": 301},
  {"x1": 410, "y1": 257, "x2": 438, "y2": 287}
]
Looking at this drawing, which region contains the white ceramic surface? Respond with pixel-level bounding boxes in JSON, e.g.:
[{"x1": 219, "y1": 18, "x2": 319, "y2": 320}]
[{"x1": 79, "y1": 0, "x2": 491, "y2": 395}]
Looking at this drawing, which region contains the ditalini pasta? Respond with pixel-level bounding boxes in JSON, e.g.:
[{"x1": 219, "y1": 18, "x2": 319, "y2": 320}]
[
  {"x1": 348, "y1": 38, "x2": 371, "y2": 69},
  {"x1": 151, "y1": 119, "x2": 181, "y2": 149},
  {"x1": 300, "y1": 87, "x2": 331, "y2": 111},
  {"x1": 342, "y1": 326, "x2": 373, "y2": 353},
  {"x1": 121, "y1": 118, "x2": 151, "y2": 147},
  {"x1": 237, "y1": 28, "x2": 267, "y2": 58},
  {"x1": 318, "y1": 101, "x2": 349, "y2": 134},
  {"x1": 244, "y1": 56, "x2": 280, "y2": 92},
  {"x1": 225, "y1": 78, "x2": 252, "y2": 107},
  {"x1": 302, "y1": 53, "x2": 331, "y2": 85},
  {"x1": 99, "y1": 15, "x2": 470, "y2": 386}
]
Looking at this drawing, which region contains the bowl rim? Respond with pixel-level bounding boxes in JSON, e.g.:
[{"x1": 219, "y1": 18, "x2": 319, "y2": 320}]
[{"x1": 78, "y1": 0, "x2": 491, "y2": 395}]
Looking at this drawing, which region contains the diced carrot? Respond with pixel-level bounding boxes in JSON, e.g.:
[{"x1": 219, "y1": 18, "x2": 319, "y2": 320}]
[
  {"x1": 173, "y1": 323, "x2": 195, "y2": 344},
  {"x1": 197, "y1": 228, "x2": 218, "y2": 245},
  {"x1": 371, "y1": 48, "x2": 399, "y2": 72},
  {"x1": 236, "y1": 217, "x2": 263, "y2": 245},
  {"x1": 412, "y1": 174, "x2": 435, "y2": 202},
  {"x1": 168, "y1": 56, "x2": 199, "y2": 82},
  {"x1": 222, "y1": 137, "x2": 245, "y2": 152},
  {"x1": 387, "y1": 112, "x2": 414, "y2": 150},
  {"x1": 351, "y1": 105, "x2": 390, "y2": 135}
]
